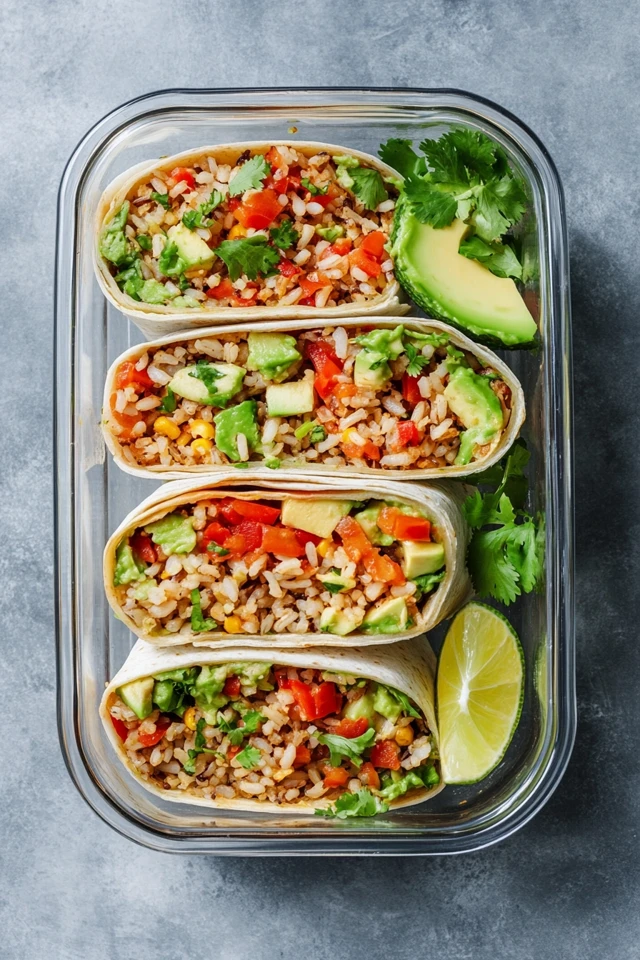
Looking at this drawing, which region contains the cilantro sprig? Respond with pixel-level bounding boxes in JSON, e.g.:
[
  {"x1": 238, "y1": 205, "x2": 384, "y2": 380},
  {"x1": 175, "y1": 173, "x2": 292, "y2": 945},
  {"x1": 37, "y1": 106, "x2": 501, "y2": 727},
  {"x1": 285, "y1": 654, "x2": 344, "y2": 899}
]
[
  {"x1": 316, "y1": 788, "x2": 389, "y2": 819},
  {"x1": 269, "y1": 218, "x2": 298, "y2": 250},
  {"x1": 463, "y1": 440, "x2": 544, "y2": 605},
  {"x1": 182, "y1": 718, "x2": 217, "y2": 775},
  {"x1": 183, "y1": 190, "x2": 224, "y2": 230},
  {"x1": 228, "y1": 155, "x2": 270, "y2": 197},
  {"x1": 216, "y1": 236, "x2": 280, "y2": 282},
  {"x1": 315, "y1": 728, "x2": 376, "y2": 768}
]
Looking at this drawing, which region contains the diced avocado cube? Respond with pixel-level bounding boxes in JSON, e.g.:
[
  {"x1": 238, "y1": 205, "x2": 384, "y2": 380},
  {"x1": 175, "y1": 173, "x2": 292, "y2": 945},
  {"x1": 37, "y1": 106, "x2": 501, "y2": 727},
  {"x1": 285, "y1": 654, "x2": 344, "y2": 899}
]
[
  {"x1": 362, "y1": 596, "x2": 409, "y2": 635},
  {"x1": 401, "y1": 541, "x2": 445, "y2": 579},
  {"x1": 281, "y1": 497, "x2": 354, "y2": 539},
  {"x1": 152, "y1": 679, "x2": 179, "y2": 714},
  {"x1": 213, "y1": 400, "x2": 260, "y2": 462},
  {"x1": 354, "y1": 350, "x2": 391, "y2": 390},
  {"x1": 169, "y1": 363, "x2": 245, "y2": 407},
  {"x1": 343, "y1": 690, "x2": 376, "y2": 722},
  {"x1": 144, "y1": 514, "x2": 196, "y2": 555},
  {"x1": 117, "y1": 677, "x2": 154, "y2": 720},
  {"x1": 443, "y1": 366, "x2": 504, "y2": 465},
  {"x1": 266, "y1": 379, "x2": 315, "y2": 417},
  {"x1": 113, "y1": 542, "x2": 145, "y2": 586},
  {"x1": 320, "y1": 569, "x2": 357, "y2": 593},
  {"x1": 372, "y1": 683, "x2": 402, "y2": 723},
  {"x1": 167, "y1": 222, "x2": 215, "y2": 270},
  {"x1": 319, "y1": 607, "x2": 359, "y2": 636},
  {"x1": 246, "y1": 332, "x2": 301, "y2": 382},
  {"x1": 353, "y1": 502, "x2": 395, "y2": 546}
]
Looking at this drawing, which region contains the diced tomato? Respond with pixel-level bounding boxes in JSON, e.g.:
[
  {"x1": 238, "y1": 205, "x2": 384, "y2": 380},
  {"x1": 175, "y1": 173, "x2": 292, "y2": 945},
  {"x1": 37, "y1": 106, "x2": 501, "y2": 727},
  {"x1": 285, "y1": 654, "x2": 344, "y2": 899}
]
[
  {"x1": 170, "y1": 167, "x2": 196, "y2": 191},
  {"x1": 228, "y1": 745, "x2": 241, "y2": 760},
  {"x1": 110, "y1": 715, "x2": 130, "y2": 742},
  {"x1": 294, "y1": 529, "x2": 322, "y2": 549},
  {"x1": 392, "y1": 514, "x2": 432, "y2": 542},
  {"x1": 349, "y1": 247, "x2": 382, "y2": 278},
  {"x1": 358, "y1": 761, "x2": 381, "y2": 790},
  {"x1": 312, "y1": 682, "x2": 342, "y2": 720},
  {"x1": 109, "y1": 393, "x2": 143, "y2": 440},
  {"x1": 298, "y1": 295, "x2": 316, "y2": 306},
  {"x1": 334, "y1": 716, "x2": 369, "y2": 739},
  {"x1": 323, "y1": 766, "x2": 350, "y2": 788},
  {"x1": 130, "y1": 531, "x2": 156, "y2": 565},
  {"x1": 363, "y1": 548, "x2": 405, "y2": 586},
  {"x1": 218, "y1": 499, "x2": 243, "y2": 525},
  {"x1": 266, "y1": 146, "x2": 287, "y2": 173},
  {"x1": 278, "y1": 258, "x2": 300, "y2": 278},
  {"x1": 138, "y1": 717, "x2": 171, "y2": 748},
  {"x1": 273, "y1": 173, "x2": 301, "y2": 196},
  {"x1": 223, "y1": 675, "x2": 241, "y2": 698},
  {"x1": 275, "y1": 668, "x2": 291, "y2": 689},
  {"x1": 335, "y1": 516, "x2": 373, "y2": 563},
  {"x1": 293, "y1": 744, "x2": 312, "y2": 768},
  {"x1": 312, "y1": 182, "x2": 341, "y2": 208},
  {"x1": 288, "y1": 679, "x2": 316, "y2": 721},
  {"x1": 262, "y1": 526, "x2": 305, "y2": 558},
  {"x1": 230, "y1": 500, "x2": 281, "y2": 524},
  {"x1": 341, "y1": 440, "x2": 381, "y2": 462},
  {"x1": 376, "y1": 507, "x2": 398, "y2": 537},
  {"x1": 234, "y1": 189, "x2": 282, "y2": 229},
  {"x1": 360, "y1": 231, "x2": 386, "y2": 259},
  {"x1": 206, "y1": 277, "x2": 235, "y2": 300},
  {"x1": 397, "y1": 420, "x2": 420, "y2": 448},
  {"x1": 299, "y1": 274, "x2": 331, "y2": 298},
  {"x1": 202, "y1": 521, "x2": 230, "y2": 547},
  {"x1": 327, "y1": 237, "x2": 352, "y2": 257},
  {"x1": 223, "y1": 534, "x2": 246, "y2": 555},
  {"x1": 227, "y1": 197, "x2": 242, "y2": 212},
  {"x1": 115, "y1": 361, "x2": 154, "y2": 391},
  {"x1": 306, "y1": 340, "x2": 343, "y2": 371},
  {"x1": 370, "y1": 739, "x2": 401, "y2": 770},
  {"x1": 230, "y1": 520, "x2": 264, "y2": 554},
  {"x1": 402, "y1": 372, "x2": 423, "y2": 406},
  {"x1": 334, "y1": 383, "x2": 357, "y2": 400}
]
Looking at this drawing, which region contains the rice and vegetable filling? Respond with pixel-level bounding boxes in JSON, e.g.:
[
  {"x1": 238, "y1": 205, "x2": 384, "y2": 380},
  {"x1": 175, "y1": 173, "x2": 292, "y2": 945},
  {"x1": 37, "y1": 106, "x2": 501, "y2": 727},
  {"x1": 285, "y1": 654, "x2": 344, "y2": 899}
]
[
  {"x1": 108, "y1": 324, "x2": 512, "y2": 471},
  {"x1": 108, "y1": 661, "x2": 440, "y2": 816},
  {"x1": 113, "y1": 494, "x2": 446, "y2": 639}
]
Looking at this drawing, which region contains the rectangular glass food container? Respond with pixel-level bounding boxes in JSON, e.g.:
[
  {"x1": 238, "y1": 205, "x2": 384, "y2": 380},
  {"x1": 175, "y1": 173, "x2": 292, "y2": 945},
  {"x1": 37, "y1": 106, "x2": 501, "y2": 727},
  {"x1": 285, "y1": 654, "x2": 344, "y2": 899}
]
[{"x1": 54, "y1": 88, "x2": 574, "y2": 855}]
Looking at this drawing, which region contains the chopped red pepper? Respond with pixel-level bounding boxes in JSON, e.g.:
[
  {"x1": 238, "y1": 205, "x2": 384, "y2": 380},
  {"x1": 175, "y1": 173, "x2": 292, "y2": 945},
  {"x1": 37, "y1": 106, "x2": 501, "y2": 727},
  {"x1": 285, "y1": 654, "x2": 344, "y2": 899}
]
[
  {"x1": 360, "y1": 231, "x2": 386, "y2": 259},
  {"x1": 311, "y1": 682, "x2": 342, "y2": 720},
  {"x1": 266, "y1": 146, "x2": 287, "y2": 173},
  {"x1": 369, "y1": 739, "x2": 401, "y2": 770},
  {"x1": 217, "y1": 499, "x2": 243, "y2": 525},
  {"x1": 335, "y1": 516, "x2": 373, "y2": 563},
  {"x1": 358, "y1": 761, "x2": 381, "y2": 789},
  {"x1": 323, "y1": 766, "x2": 350, "y2": 788},
  {"x1": 402, "y1": 372, "x2": 423, "y2": 406},
  {"x1": 299, "y1": 274, "x2": 331, "y2": 298},
  {"x1": 229, "y1": 520, "x2": 264, "y2": 555},
  {"x1": 363, "y1": 549, "x2": 405, "y2": 586},
  {"x1": 288, "y1": 679, "x2": 316, "y2": 721},
  {"x1": 306, "y1": 341, "x2": 344, "y2": 400},
  {"x1": 115, "y1": 361, "x2": 155, "y2": 391},
  {"x1": 110, "y1": 715, "x2": 130, "y2": 742},
  {"x1": 341, "y1": 439, "x2": 381, "y2": 462},
  {"x1": 262, "y1": 526, "x2": 305, "y2": 557},
  {"x1": 298, "y1": 295, "x2": 316, "y2": 306},
  {"x1": 275, "y1": 668, "x2": 292, "y2": 690},
  {"x1": 206, "y1": 277, "x2": 235, "y2": 300},
  {"x1": 312, "y1": 182, "x2": 341, "y2": 208},
  {"x1": 228, "y1": 744, "x2": 241, "y2": 760},
  {"x1": 138, "y1": 717, "x2": 171, "y2": 748},
  {"x1": 230, "y1": 500, "x2": 281, "y2": 524},
  {"x1": 396, "y1": 420, "x2": 420, "y2": 448},
  {"x1": 294, "y1": 529, "x2": 322, "y2": 548},
  {"x1": 277, "y1": 258, "x2": 300, "y2": 278},
  {"x1": 223, "y1": 676, "x2": 242, "y2": 698},
  {"x1": 130, "y1": 531, "x2": 156, "y2": 564},
  {"x1": 293, "y1": 744, "x2": 312, "y2": 768},
  {"x1": 234, "y1": 189, "x2": 282, "y2": 229},
  {"x1": 334, "y1": 716, "x2": 369, "y2": 739},
  {"x1": 170, "y1": 167, "x2": 196, "y2": 191},
  {"x1": 377, "y1": 506, "x2": 431, "y2": 542},
  {"x1": 349, "y1": 247, "x2": 382, "y2": 278},
  {"x1": 202, "y1": 521, "x2": 230, "y2": 547},
  {"x1": 327, "y1": 237, "x2": 352, "y2": 257}
]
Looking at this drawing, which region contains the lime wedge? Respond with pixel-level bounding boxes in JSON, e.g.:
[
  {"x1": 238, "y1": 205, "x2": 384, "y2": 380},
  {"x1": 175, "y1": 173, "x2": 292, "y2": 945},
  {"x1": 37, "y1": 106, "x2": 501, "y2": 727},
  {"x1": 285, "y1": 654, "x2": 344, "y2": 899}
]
[{"x1": 437, "y1": 602, "x2": 524, "y2": 784}]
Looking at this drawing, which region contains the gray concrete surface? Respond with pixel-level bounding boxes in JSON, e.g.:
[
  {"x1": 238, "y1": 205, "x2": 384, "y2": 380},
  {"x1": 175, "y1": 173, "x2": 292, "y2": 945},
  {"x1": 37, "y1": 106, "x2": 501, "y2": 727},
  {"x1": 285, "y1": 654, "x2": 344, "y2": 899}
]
[{"x1": 1, "y1": 0, "x2": 638, "y2": 957}]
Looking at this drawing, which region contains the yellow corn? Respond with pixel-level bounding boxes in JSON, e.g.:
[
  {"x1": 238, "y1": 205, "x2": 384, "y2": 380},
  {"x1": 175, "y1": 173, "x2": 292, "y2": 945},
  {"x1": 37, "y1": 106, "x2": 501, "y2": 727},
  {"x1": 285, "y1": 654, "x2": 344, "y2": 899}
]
[
  {"x1": 160, "y1": 570, "x2": 172, "y2": 580},
  {"x1": 228, "y1": 223, "x2": 247, "y2": 239},
  {"x1": 183, "y1": 706, "x2": 197, "y2": 731},
  {"x1": 163, "y1": 212, "x2": 177, "y2": 226},
  {"x1": 176, "y1": 431, "x2": 192, "y2": 446},
  {"x1": 395, "y1": 725, "x2": 415, "y2": 747},
  {"x1": 224, "y1": 616, "x2": 243, "y2": 634},
  {"x1": 317, "y1": 538, "x2": 333, "y2": 558},
  {"x1": 185, "y1": 266, "x2": 207, "y2": 279},
  {"x1": 341, "y1": 429, "x2": 354, "y2": 444},
  {"x1": 191, "y1": 438, "x2": 213, "y2": 457},
  {"x1": 190, "y1": 419, "x2": 215, "y2": 439},
  {"x1": 154, "y1": 416, "x2": 181, "y2": 440},
  {"x1": 273, "y1": 768, "x2": 294, "y2": 782}
]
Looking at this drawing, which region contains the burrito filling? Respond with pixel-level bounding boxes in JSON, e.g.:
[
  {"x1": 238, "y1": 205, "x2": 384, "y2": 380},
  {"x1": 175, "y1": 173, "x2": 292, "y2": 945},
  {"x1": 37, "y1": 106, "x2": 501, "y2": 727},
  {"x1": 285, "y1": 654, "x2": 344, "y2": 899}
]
[
  {"x1": 99, "y1": 145, "x2": 397, "y2": 310},
  {"x1": 112, "y1": 496, "x2": 446, "y2": 638},
  {"x1": 108, "y1": 662, "x2": 439, "y2": 815},
  {"x1": 108, "y1": 324, "x2": 511, "y2": 471}
]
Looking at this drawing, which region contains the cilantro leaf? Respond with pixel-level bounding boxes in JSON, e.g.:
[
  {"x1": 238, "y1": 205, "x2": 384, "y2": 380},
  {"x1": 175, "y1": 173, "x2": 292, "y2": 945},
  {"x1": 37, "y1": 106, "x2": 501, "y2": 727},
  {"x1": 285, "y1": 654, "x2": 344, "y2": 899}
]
[
  {"x1": 420, "y1": 129, "x2": 497, "y2": 185},
  {"x1": 207, "y1": 543, "x2": 230, "y2": 557},
  {"x1": 412, "y1": 569, "x2": 445, "y2": 602},
  {"x1": 308, "y1": 425, "x2": 327, "y2": 443},
  {"x1": 190, "y1": 588, "x2": 217, "y2": 633},
  {"x1": 158, "y1": 240, "x2": 187, "y2": 278},
  {"x1": 404, "y1": 342, "x2": 430, "y2": 377},
  {"x1": 505, "y1": 519, "x2": 543, "y2": 593},
  {"x1": 459, "y1": 235, "x2": 522, "y2": 280},
  {"x1": 315, "y1": 728, "x2": 376, "y2": 768},
  {"x1": 301, "y1": 177, "x2": 328, "y2": 196},
  {"x1": 151, "y1": 191, "x2": 170, "y2": 209},
  {"x1": 403, "y1": 175, "x2": 458, "y2": 228},
  {"x1": 215, "y1": 236, "x2": 280, "y2": 281},
  {"x1": 158, "y1": 387, "x2": 177, "y2": 413},
  {"x1": 235, "y1": 744, "x2": 262, "y2": 770},
  {"x1": 228, "y1": 155, "x2": 270, "y2": 197},
  {"x1": 189, "y1": 360, "x2": 224, "y2": 401},
  {"x1": 183, "y1": 190, "x2": 224, "y2": 229},
  {"x1": 467, "y1": 526, "x2": 521, "y2": 605},
  {"x1": 269, "y1": 218, "x2": 298, "y2": 250},
  {"x1": 378, "y1": 138, "x2": 420, "y2": 179},
  {"x1": 182, "y1": 718, "x2": 217, "y2": 774},
  {"x1": 316, "y1": 788, "x2": 389, "y2": 819},
  {"x1": 217, "y1": 709, "x2": 265, "y2": 746},
  {"x1": 348, "y1": 166, "x2": 388, "y2": 210}
]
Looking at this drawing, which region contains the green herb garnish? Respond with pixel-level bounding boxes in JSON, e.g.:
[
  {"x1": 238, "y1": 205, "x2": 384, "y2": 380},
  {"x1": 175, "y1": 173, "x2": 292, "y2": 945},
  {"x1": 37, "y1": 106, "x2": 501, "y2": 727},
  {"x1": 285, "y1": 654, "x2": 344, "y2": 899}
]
[
  {"x1": 228, "y1": 155, "x2": 270, "y2": 197},
  {"x1": 190, "y1": 588, "x2": 217, "y2": 633},
  {"x1": 215, "y1": 236, "x2": 280, "y2": 281},
  {"x1": 269, "y1": 219, "x2": 298, "y2": 250}
]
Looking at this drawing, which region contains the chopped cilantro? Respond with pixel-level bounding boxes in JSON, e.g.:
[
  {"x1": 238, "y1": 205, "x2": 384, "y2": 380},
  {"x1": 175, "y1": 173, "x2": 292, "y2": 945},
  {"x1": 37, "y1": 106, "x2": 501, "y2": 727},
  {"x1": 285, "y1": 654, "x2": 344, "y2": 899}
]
[
  {"x1": 158, "y1": 240, "x2": 187, "y2": 278},
  {"x1": 349, "y1": 166, "x2": 388, "y2": 210},
  {"x1": 183, "y1": 190, "x2": 224, "y2": 230},
  {"x1": 316, "y1": 788, "x2": 389, "y2": 819},
  {"x1": 235, "y1": 744, "x2": 262, "y2": 770},
  {"x1": 207, "y1": 543, "x2": 230, "y2": 557},
  {"x1": 182, "y1": 718, "x2": 217, "y2": 774},
  {"x1": 269, "y1": 218, "x2": 298, "y2": 250},
  {"x1": 308, "y1": 425, "x2": 327, "y2": 444},
  {"x1": 215, "y1": 236, "x2": 280, "y2": 281},
  {"x1": 404, "y1": 343, "x2": 430, "y2": 378},
  {"x1": 228, "y1": 155, "x2": 270, "y2": 197},
  {"x1": 301, "y1": 177, "x2": 328, "y2": 196},
  {"x1": 377, "y1": 138, "x2": 421, "y2": 179},
  {"x1": 190, "y1": 588, "x2": 217, "y2": 633},
  {"x1": 151, "y1": 191, "x2": 170, "y2": 209},
  {"x1": 459, "y1": 235, "x2": 523, "y2": 280},
  {"x1": 315, "y1": 728, "x2": 376, "y2": 768},
  {"x1": 158, "y1": 387, "x2": 177, "y2": 413},
  {"x1": 188, "y1": 360, "x2": 224, "y2": 401}
]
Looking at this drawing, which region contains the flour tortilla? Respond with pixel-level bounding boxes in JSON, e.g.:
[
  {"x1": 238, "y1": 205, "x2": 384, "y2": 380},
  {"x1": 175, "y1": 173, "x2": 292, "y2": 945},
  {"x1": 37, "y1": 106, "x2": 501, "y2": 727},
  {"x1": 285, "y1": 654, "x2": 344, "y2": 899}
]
[
  {"x1": 94, "y1": 141, "x2": 408, "y2": 338},
  {"x1": 104, "y1": 472, "x2": 471, "y2": 648},
  {"x1": 103, "y1": 316, "x2": 525, "y2": 482},
  {"x1": 100, "y1": 635, "x2": 442, "y2": 815}
]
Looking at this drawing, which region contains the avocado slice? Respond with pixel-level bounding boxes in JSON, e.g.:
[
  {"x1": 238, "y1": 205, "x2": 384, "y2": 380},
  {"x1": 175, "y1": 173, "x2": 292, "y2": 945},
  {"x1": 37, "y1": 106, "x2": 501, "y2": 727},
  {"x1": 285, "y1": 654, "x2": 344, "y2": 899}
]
[
  {"x1": 213, "y1": 400, "x2": 260, "y2": 462},
  {"x1": 246, "y1": 332, "x2": 301, "y2": 382},
  {"x1": 281, "y1": 497, "x2": 354, "y2": 539},
  {"x1": 353, "y1": 502, "x2": 395, "y2": 546},
  {"x1": 354, "y1": 351, "x2": 391, "y2": 390},
  {"x1": 362, "y1": 596, "x2": 409, "y2": 635},
  {"x1": 266, "y1": 379, "x2": 315, "y2": 417},
  {"x1": 343, "y1": 690, "x2": 376, "y2": 722},
  {"x1": 390, "y1": 197, "x2": 537, "y2": 347},
  {"x1": 372, "y1": 683, "x2": 402, "y2": 723},
  {"x1": 169, "y1": 363, "x2": 245, "y2": 407},
  {"x1": 167, "y1": 222, "x2": 215, "y2": 270},
  {"x1": 401, "y1": 541, "x2": 445, "y2": 579},
  {"x1": 443, "y1": 366, "x2": 504, "y2": 465},
  {"x1": 117, "y1": 677, "x2": 154, "y2": 720},
  {"x1": 319, "y1": 569, "x2": 357, "y2": 593},
  {"x1": 319, "y1": 607, "x2": 359, "y2": 636}
]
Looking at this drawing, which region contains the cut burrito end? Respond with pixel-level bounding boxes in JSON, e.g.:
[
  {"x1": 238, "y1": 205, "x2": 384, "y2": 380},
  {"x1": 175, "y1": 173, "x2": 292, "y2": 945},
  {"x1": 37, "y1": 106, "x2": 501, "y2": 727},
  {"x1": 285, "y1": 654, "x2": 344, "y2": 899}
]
[{"x1": 103, "y1": 656, "x2": 441, "y2": 816}]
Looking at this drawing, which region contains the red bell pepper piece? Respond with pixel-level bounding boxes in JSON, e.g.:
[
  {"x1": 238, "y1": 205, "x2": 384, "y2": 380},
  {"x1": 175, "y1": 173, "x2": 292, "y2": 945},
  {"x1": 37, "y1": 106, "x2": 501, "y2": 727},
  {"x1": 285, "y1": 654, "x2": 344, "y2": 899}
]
[
  {"x1": 392, "y1": 515, "x2": 431, "y2": 542},
  {"x1": 234, "y1": 189, "x2": 282, "y2": 229},
  {"x1": 335, "y1": 516, "x2": 373, "y2": 563},
  {"x1": 230, "y1": 500, "x2": 281, "y2": 524},
  {"x1": 170, "y1": 167, "x2": 196, "y2": 191},
  {"x1": 349, "y1": 247, "x2": 382, "y2": 277},
  {"x1": 277, "y1": 258, "x2": 300, "y2": 278},
  {"x1": 299, "y1": 274, "x2": 331, "y2": 298},
  {"x1": 217, "y1": 499, "x2": 243, "y2": 525},
  {"x1": 334, "y1": 716, "x2": 369, "y2": 739},
  {"x1": 360, "y1": 231, "x2": 386, "y2": 259},
  {"x1": 115, "y1": 361, "x2": 155, "y2": 391},
  {"x1": 323, "y1": 766, "x2": 350, "y2": 788},
  {"x1": 363, "y1": 549, "x2": 406, "y2": 586},
  {"x1": 293, "y1": 744, "x2": 312, "y2": 768},
  {"x1": 138, "y1": 717, "x2": 171, "y2": 748},
  {"x1": 262, "y1": 526, "x2": 305, "y2": 557},
  {"x1": 110, "y1": 715, "x2": 130, "y2": 742},
  {"x1": 402, "y1": 372, "x2": 423, "y2": 406},
  {"x1": 288, "y1": 679, "x2": 316, "y2": 721},
  {"x1": 229, "y1": 520, "x2": 264, "y2": 555},
  {"x1": 396, "y1": 420, "x2": 420, "y2": 448},
  {"x1": 369, "y1": 739, "x2": 401, "y2": 770},
  {"x1": 223, "y1": 675, "x2": 242, "y2": 698},
  {"x1": 294, "y1": 529, "x2": 322, "y2": 548},
  {"x1": 327, "y1": 237, "x2": 352, "y2": 257},
  {"x1": 275, "y1": 668, "x2": 291, "y2": 689},
  {"x1": 206, "y1": 277, "x2": 235, "y2": 300},
  {"x1": 130, "y1": 531, "x2": 157, "y2": 564},
  {"x1": 358, "y1": 761, "x2": 381, "y2": 789},
  {"x1": 311, "y1": 682, "x2": 341, "y2": 720},
  {"x1": 202, "y1": 521, "x2": 230, "y2": 547}
]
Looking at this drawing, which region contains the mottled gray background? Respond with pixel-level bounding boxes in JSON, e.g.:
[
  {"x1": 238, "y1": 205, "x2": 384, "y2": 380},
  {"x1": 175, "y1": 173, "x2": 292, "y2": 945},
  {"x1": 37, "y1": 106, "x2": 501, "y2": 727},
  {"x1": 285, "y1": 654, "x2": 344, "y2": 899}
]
[{"x1": 1, "y1": 0, "x2": 638, "y2": 957}]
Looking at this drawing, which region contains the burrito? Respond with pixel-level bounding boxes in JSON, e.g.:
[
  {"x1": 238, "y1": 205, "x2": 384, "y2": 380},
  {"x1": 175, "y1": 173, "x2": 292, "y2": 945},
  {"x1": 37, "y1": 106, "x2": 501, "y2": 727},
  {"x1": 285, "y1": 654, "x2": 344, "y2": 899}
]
[
  {"x1": 104, "y1": 473, "x2": 470, "y2": 647},
  {"x1": 103, "y1": 317, "x2": 524, "y2": 481},
  {"x1": 95, "y1": 141, "x2": 407, "y2": 337},
  {"x1": 100, "y1": 638, "x2": 443, "y2": 816}
]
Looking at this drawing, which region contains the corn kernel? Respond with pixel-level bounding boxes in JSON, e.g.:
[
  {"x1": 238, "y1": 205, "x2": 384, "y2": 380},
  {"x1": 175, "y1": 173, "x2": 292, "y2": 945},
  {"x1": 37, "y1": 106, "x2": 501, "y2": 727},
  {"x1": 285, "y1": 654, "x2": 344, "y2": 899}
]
[
  {"x1": 176, "y1": 431, "x2": 192, "y2": 446},
  {"x1": 317, "y1": 538, "x2": 333, "y2": 558},
  {"x1": 190, "y1": 419, "x2": 215, "y2": 440},
  {"x1": 273, "y1": 768, "x2": 294, "y2": 782},
  {"x1": 228, "y1": 223, "x2": 247, "y2": 239},
  {"x1": 154, "y1": 416, "x2": 181, "y2": 440},
  {"x1": 164, "y1": 212, "x2": 177, "y2": 226},
  {"x1": 183, "y1": 706, "x2": 197, "y2": 730},
  {"x1": 395, "y1": 725, "x2": 415, "y2": 747},
  {"x1": 224, "y1": 615, "x2": 243, "y2": 634},
  {"x1": 191, "y1": 438, "x2": 213, "y2": 457}
]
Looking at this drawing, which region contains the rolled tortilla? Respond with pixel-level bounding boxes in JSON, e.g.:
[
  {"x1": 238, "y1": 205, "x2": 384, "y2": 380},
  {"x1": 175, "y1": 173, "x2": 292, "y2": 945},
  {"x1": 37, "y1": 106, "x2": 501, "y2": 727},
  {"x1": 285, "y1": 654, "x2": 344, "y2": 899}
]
[
  {"x1": 103, "y1": 316, "x2": 525, "y2": 482},
  {"x1": 94, "y1": 141, "x2": 408, "y2": 338},
  {"x1": 100, "y1": 636, "x2": 443, "y2": 815},
  {"x1": 104, "y1": 471, "x2": 471, "y2": 648}
]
